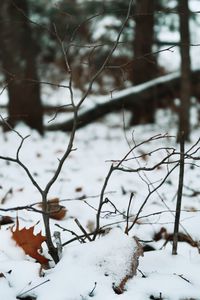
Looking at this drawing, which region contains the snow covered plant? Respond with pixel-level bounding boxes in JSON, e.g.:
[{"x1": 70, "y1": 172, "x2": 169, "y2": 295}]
[
  {"x1": 1, "y1": 108, "x2": 200, "y2": 300},
  {"x1": 0, "y1": 0, "x2": 199, "y2": 270},
  {"x1": 2, "y1": 0, "x2": 138, "y2": 265},
  {"x1": 0, "y1": 122, "x2": 195, "y2": 260}
]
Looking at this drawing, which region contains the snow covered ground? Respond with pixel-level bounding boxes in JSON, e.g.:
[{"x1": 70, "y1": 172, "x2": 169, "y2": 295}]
[
  {"x1": 1, "y1": 1, "x2": 200, "y2": 298},
  {"x1": 0, "y1": 105, "x2": 200, "y2": 299}
]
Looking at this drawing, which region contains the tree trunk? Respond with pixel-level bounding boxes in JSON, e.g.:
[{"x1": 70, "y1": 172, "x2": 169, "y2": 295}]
[
  {"x1": 178, "y1": 0, "x2": 191, "y2": 141},
  {"x1": 130, "y1": 0, "x2": 158, "y2": 125},
  {"x1": 0, "y1": 0, "x2": 43, "y2": 134},
  {"x1": 132, "y1": 0, "x2": 157, "y2": 85},
  {"x1": 45, "y1": 70, "x2": 200, "y2": 132}
]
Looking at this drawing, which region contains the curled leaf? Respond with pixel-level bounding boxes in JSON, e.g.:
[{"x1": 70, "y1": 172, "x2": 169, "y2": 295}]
[
  {"x1": 0, "y1": 216, "x2": 14, "y2": 226},
  {"x1": 38, "y1": 198, "x2": 67, "y2": 220},
  {"x1": 0, "y1": 273, "x2": 5, "y2": 278}
]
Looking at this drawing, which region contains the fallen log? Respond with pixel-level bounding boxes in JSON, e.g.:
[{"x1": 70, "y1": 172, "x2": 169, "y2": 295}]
[{"x1": 46, "y1": 70, "x2": 200, "y2": 131}]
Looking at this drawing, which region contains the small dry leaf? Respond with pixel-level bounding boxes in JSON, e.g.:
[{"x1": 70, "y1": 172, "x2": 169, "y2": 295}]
[
  {"x1": 16, "y1": 187, "x2": 24, "y2": 192},
  {"x1": 138, "y1": 150, "x2": 149, "y2": 161},
  {"x1": 156, "y1": 165, "x2": 162, "y2": 170},
  {"x1": 38, "y1": 198, "x2": 67, "y2": 220},
  {"x1": 11, "y1": 218, "x2": 49, "y2": 265},
  {"x1": 154, "y1": 227, "x2": 198, "y2": 248},
  {"x1": 0, "y1": 216, "x2": 14, "y2": 226},
  {"x1": 36, "y1": 152, "x2": 42, "y2": 158},
  {"x1": 75, "y1": 187, "x2": 83, "y2": 192},
  {"x1": 184, "y1": 206, "x2": 197, "y2": 212}
]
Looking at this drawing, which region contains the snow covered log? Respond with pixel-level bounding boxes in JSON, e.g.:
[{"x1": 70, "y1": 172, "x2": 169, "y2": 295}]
[{"x1": 46, "y1": 69, "x2": 200, "y2": 131}]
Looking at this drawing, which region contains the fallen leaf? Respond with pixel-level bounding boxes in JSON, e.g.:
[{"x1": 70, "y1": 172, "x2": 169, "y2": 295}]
[
  {"x1": 75, "y1": 187, "x2": 83, "y2": 192},
  {"x1": 36, "y1": 152, "x2": 42, "y2": 158},
  {"x1": 138, "y1": 150, "x2": 149, "y2": 161},
  {"x1": 0, "y1": 216, "x2": 14, "y2": 226},
  {"x1": 184, "y1": 206, "x2": 197, "y2": 212},
  {"x1": 156, "y1": 165, "x2": 162, "y2": 170},
  {"x1": 16, "y1": 187, "x2": 24, "y2": 192},
  {"x1": 38, "y1": 198, "x2": 67, "y2": 220},
  {"x1": 154, "y1": 227, "x2": 199, "y2": 248},
  {"x1": 11, "y1": 218, "x2": 49, "y2": 265}
]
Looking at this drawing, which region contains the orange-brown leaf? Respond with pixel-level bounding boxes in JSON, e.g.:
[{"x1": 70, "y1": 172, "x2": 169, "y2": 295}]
[
  {"x1": 38, "y1": 198, "x2": 67, "y2": 220},
  {"x1": 11, "y1": 218, "x2": 48, "y2": 265}
]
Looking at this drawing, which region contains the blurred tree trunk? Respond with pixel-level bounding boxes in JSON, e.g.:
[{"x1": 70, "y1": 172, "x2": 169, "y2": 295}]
[
  {"x1": 46, "y1": 69, "x2": 200, "y2": 132},
  {"x1": 178, "y1": 0, "x2": 191, "y2": 141},
  {"x1": 0, "y1": 0, "x2": 43, "y2": 134},
  {"x1": 130, "y1": 0, "x2": 158, "y2": 125},
  {"x1": 132, "y1": 0, "x2": 157, "y2": 84}
]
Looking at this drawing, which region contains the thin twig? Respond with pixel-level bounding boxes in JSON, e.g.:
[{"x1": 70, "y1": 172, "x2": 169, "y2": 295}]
[
  {"x1": 17, "y1": 279, "x2": 50, "y2": 299},
  {"x1": 74, "y1": 218, "x2": 92, "y2": 242},
  {"x1": 125, "y1": 192, "x2": 134, "y2": 234}
]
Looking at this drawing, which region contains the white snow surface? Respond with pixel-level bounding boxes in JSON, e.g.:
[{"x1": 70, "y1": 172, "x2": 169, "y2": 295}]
[
  {"x1": 0, "y1": 105, "x2": 200, "y2": 299},
  {"x1": 1, "y1": 3, "x2": 200, "y2": 298}
]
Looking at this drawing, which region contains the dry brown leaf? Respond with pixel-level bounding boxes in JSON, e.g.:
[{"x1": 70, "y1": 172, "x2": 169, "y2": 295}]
[
  {"x1": 154, "y1": 227, "x2": 199, "y2": 248},
  {"x1": 0, "y1": 216, "x2": 14, "y2": 226},
  {"x1": 38, "y1": 198, "x2": 67, "y2": 220},
  {"x1": 184, "y1": 206, "x2": 197, "y2": 212},
  {"x1": 138, "y1": 150, "x2": 149, "y2": 161},
  {"x1": 16, "y1": 187, "x2": 24, "y2": 192},
  {"x1": 156, "y1": 165, "x2": 163, "y2": 170},
  {"x1": 11, "y1": 218, "x2": 49, "y2": 265}
]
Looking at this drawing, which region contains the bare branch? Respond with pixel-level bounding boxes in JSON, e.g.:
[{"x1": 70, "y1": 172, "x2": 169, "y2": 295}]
[
  {"x1": 125, "y1": 192, "x2": 134, "y2": 234},
  {"x1": 172, "y1": 132, "x2": 185, "y2": 255}
]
